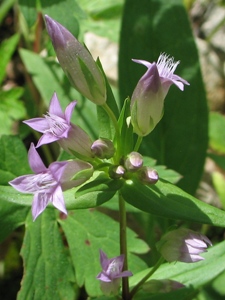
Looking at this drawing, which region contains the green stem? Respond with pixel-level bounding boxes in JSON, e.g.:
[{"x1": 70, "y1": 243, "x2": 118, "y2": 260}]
[
  {"x1": 119, "y1": 192, "x2": 129, "y2": 300},
  {"x1": 128, "y1": 256, "x2": 164, "y2": 299},
  {"x1": 102, "y1": 103, "x2": 121, "y2": 163},
  {"x1": 134, "y1": 136, "x2": 143, "y2": 152}
]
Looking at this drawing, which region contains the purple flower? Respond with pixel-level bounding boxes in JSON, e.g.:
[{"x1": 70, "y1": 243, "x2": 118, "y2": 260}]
[
  {"x1": 131, "y1": 53, "x2": 189, "y2": 136},
  {"x1": 9, "y1": 143, "x2": 93, "y2": 220},
  {"x1": 96, "y1": 250, "x2": 133, "y2": 296},
  {"x1": 156, "y1": 228, "x2": 212, "y2": 263},
  {"x1": 44, "y1": 15, "x2": 106, "y2": 105},
  {"x1": 24, "y1": 92, "x2": 93, "y2": 157}
]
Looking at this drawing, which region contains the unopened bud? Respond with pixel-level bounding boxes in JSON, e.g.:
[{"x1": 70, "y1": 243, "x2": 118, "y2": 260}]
[
  {"x1": 91, "y1": 138, "x2": 115, "y2": 159},
  {"x1": 45, "y1": 15, "x2": 106, "y2": 105},
  {"x1": 124, "y1": 152, "x2": 143, "y2": 171},
  {"x1": 109, "y1": 165, "x2": 126, "y2": 179},
  {"x1": 137, "y1": 167, "x2": 158, "y2": 185}
]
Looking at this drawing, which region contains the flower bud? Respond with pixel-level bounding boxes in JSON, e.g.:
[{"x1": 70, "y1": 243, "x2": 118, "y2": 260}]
[
  {"x1": 124, "y1": 152, "x2": 143, "y2": 171},
  {"x1": 45, "y1": 15, "x2": 106, "y2": 105},
  {"x1": 109, "y1": 165, "x2": 126, "y2": 179},
  {"x1": 156, "y1": 228, "x2": 212, "y2": 263},
  {"x1": 137, "y1": 167, "x2": 159, "y2": 185},
  {"x1": 91, "y1": 138, "x2": 115, "y2": 159},
  {"x1": 131, "y1": 54, "x2": 189, "y2": 136}
]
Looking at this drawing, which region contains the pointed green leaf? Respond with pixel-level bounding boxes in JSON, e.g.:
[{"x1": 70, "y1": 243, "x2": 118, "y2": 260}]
[
  {"x1": 119, "y1": 0, "x2": 208, "y2": 194},
  {"x1": 0, "y1": 34, "x2": 19, "y2": 84},
  {"x1": 18, "y1": 210, "x2": 76, "y2": 300},
  {"x1": 121, "y1": 178, "x2": 225, "y2": 226}
]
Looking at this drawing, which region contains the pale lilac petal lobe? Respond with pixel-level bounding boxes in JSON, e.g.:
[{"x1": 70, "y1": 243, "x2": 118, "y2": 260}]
[
  {"x1": 100, "y1": 250, "x2": 109, "y2": 270},
  {"x1": 97, "y1": 272, "x2": 111, "y2": 282},
  {"x1": 52, "y1": 185, "x2": 67, "y2": 214},
  {"x1": 65, "y1": 101, "x2": 77, "y2": 123},
  {"x1": 9, "y1": 175, "x2": 35, "y2": 193},
  {"x1": 23, "y1": 118, "x2": 49, "y2": 133},
  {"x1": 28, "y1": 143, "x2": 47, "y2": 173},
  {"x1": 32, "y1": 193, "x2": 49, "y2": 221},
  {"x1": 49, "y1": 161, "x2": 68, "y2": 182},
  {"x1": 36, "y1": 133, "x2": 60, "y2": 148},
  {"x1": 132, "y1": 59, "x2": 152, "y2": 68},
  {"x1": 48, "y1": 92, "x2": 64, "y2": 117},
  {"x1": 115, "y1": 271, "x2": 133, "y2": 278}
]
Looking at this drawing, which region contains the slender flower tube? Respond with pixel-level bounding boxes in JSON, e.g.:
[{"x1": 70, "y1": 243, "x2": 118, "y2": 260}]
[
  {"x1": 156, "y1": 228, "x2": 212, "y2": 263},
  {"x1": 24, "y1": 92, "x2": 93, "y2": 157},
  {"x1": 96, "y1": 250, "x2": 133, "y2": 296},
  {"x1": 9, "y1": 143, "x2": 93, "y2": 220},
  {"x1": 131, "y1": 53, "x2": 189, "y2": 136},
  {"x1": 45, "y1": 15, "x2": 106, "y2": 105}
]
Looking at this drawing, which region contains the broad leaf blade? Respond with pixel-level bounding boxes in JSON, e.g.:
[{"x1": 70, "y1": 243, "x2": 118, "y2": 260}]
[
  {"x1": 121, "y1": 178, "x2": 225, "y2": 226},
  {"x1": 18, "y1": 210, "x2": 76, "y2": 300},
  {"x1": 119, "y1": 0, "x2": 208, "y2": 194}
]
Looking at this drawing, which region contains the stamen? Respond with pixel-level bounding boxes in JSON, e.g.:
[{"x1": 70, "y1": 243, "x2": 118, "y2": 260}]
[
  {"x1": 44, "y1": 112, "x2": 69, "y2": 136},
  {"x1": 157, "y1": 53, "x2": 180, "y2": 78}
]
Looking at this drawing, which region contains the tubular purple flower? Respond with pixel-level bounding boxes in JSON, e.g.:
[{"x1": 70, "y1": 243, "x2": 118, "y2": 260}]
[
  {"x1": 96, "y1": 250, "x2": 133, "y2": 296},
  {"x1": 45, "y1": 15, "x2": 106, "y2": 105},
  {"x1": 9, "y1": 143, "x2": 93, "y2": 220},
  {"x1": 23, "y1": 92, "x2": 93, "y2": 157},
  {"x1": 131, "y1": 53, "x2": 189, "y2": 136},
  {"x1": 156, "y1": 228, "x2": 212, "y2": 263}
]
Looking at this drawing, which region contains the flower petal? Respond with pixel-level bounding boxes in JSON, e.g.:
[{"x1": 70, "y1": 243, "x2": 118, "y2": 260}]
[
  {"x1": 48, "y1": 92, "x2": 64, "y2": 118},
  {"x1": 23, "y1": 118, "x2": 49, "y2": 133},
  {"x1": 52, "y1": 185, "x2": 67, "y2": 215},
  {"x1": 49, "y1": 161, "x2": 68, "y2": 182},
  {"x1": 100, "y1": 250, "x2": 109, "y2": 270},
  {"x1": 9, "y1": 174, "x2": 37, "y2": 193},
  {"x1": 36, "y1": 133, "x2": 61, "y2": 148},
  {"x1": 28, "y1": 143, "x2": 47, "y2": 173},
  {"x1": 32, "y1": 192, "x2": 50, "y2": 221},
  {"x1": 64, "y1": 101, "x2": 77, "y2": 123}
]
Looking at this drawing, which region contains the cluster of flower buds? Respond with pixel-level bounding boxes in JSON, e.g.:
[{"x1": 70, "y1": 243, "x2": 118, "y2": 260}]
[{"x1": 109, "y1": 151, "x2": 159, "y2": 185}]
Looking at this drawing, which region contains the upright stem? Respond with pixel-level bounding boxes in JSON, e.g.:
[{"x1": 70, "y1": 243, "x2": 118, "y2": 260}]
[
  {"x1": 119, "y1": 192, "x2": 129, "y2": 299},
  {"x1": 102, "y1": 103, "x2": 121, "y2": 163},
  {"x1": 134, "y1": 136, "x2": 143, "y2": 152},
  {"x1": 128, "y1": 256, "x2": 164, "y2": 299}
]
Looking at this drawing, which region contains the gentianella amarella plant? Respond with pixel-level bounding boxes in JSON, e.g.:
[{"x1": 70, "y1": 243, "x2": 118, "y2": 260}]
[{"x1": 9, "y1": 15, "x2": 217, "y2": 299}]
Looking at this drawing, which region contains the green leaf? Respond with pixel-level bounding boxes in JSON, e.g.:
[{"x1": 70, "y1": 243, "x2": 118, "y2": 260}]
[
  {"x1": 209, "y1": 112, "x2": 225, "y2": 154},
  {"x1": 121, "y1": 178, "x2": 225, "y2": 226},
  {"x1": 71, "y1": 174, "x2": 123, "y2": 209},
  {"x1": 19, "y1": 0, "x2": 37, "y2": 27},
  {"x1": 130, "y1": 240, "x2": 225, "y2": 299},
  {"x1": 0, "y1": 135, "x2": 30, "y2": 184},
  {"x1": 96, "y1": 59, "x2": 119, "y2": 140},
  {"x1": 0, "y1": 194, "x2": 29, "y2": 243},
  {"x1": 18, "y1": 209, "x2": 76, "y2": 300},
  {"x1": 59, "y1": 209, "x2": 149, "y2": 297},
  {"x1": 0, "y1": 0, "x2": 16, "y2": 25},
  {"x1": 119, "y1": 0, "x2": 208, "y2": 194},
  {"x1": 117, "y1": 98, "x2": 134, "y2": 156},
  {"x1": 40, "y1": 0, "x2": 80, "y2": 37},
  {"x1": 0, "y1": 88, "x2": 26, "y2": 135},
  {"x1": 0, "y1": 34, "x2": 19, "y2": 84}
]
